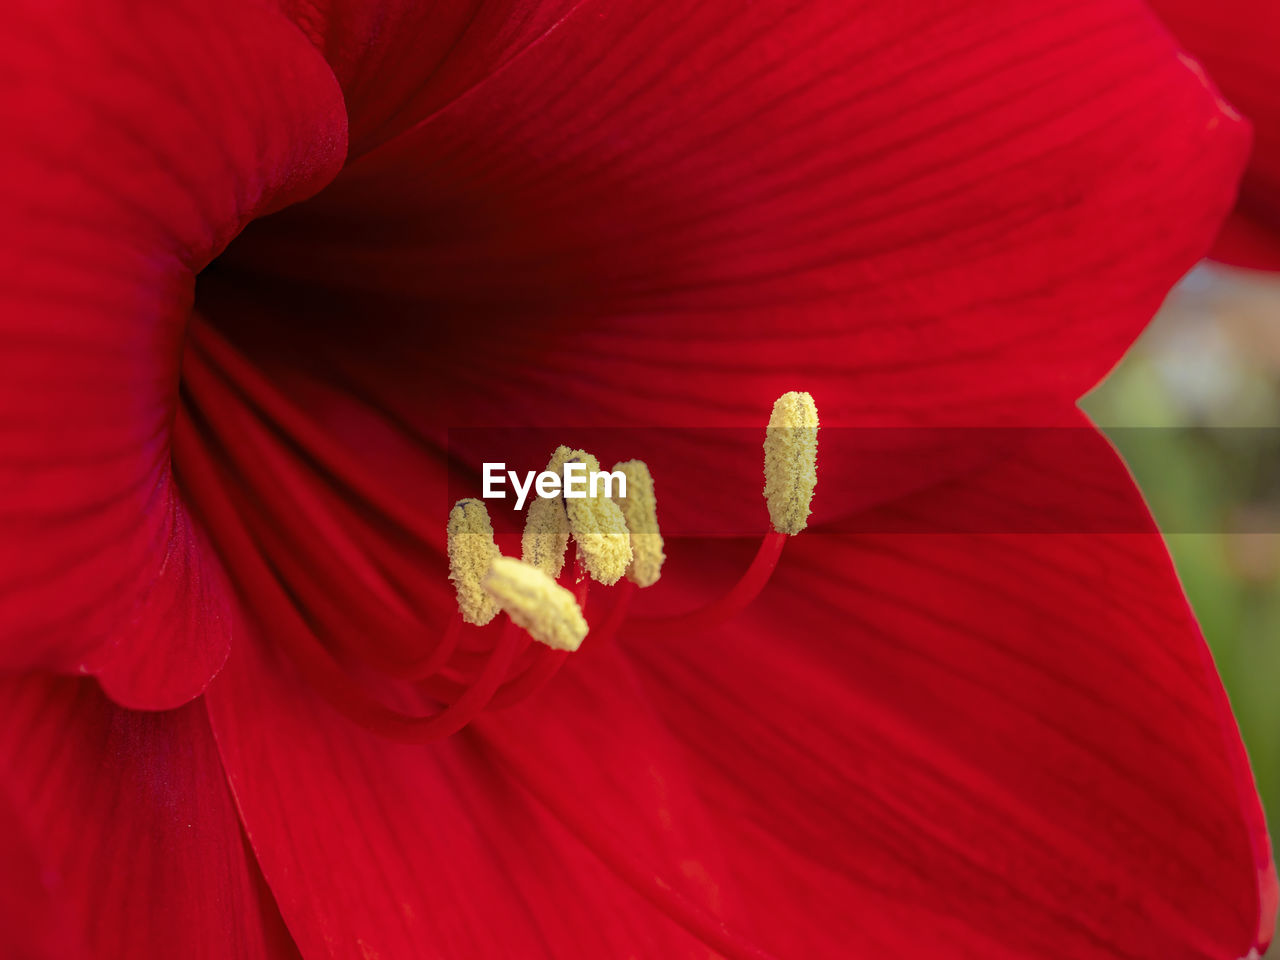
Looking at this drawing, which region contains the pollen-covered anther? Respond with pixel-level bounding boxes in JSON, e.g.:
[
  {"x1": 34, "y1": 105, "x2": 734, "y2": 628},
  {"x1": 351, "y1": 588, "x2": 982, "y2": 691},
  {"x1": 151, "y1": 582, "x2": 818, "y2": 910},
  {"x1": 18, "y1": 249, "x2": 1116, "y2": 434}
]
[
  {"x1": 521, "y1": 452, "x2": 571, "y2": 578},
  {"x1": 557, "y1": 446, "x2": 632, "y2": 585},
  {"x1": 611, "y1": 459, "x2": 665, "y2": 587},
  {"x1": 763, "y1": 391, "x2": 819, "y2": 535},
  {"x1": 447, "y1": 498, "x2": 502, "y2": 625},
  {"x1": 482, "y1": 556, "x2": 589, "y2": 652}
]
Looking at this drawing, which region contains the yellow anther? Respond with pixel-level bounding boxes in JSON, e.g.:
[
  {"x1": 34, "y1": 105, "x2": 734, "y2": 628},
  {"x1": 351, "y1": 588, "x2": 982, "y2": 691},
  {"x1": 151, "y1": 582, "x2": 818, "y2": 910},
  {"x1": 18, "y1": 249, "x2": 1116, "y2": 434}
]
[
  {"x1": 763, "y1": 391, "x2": 819, "y2": 535},
  {"x1": 543, "y1": 444, "x2": 576, "y2": 479},
  {"x1": 560, "y1": 447, "x2": 633, "y2": 585},
  {"x1": 521, "y1": 493, "x2": 570, "y2": 578},
  {"x1": 520, "y1": 447, "x2": 572, "y2": 577},
  {"x1": 611, "y1": 459, "x2": 665, "y2": 587},
  {"x1": 482, "y1": 556, "x2": 589, "y2": 651},
  {"x1": 447, "y1": 498, "x2": 502, "y2": 625}
]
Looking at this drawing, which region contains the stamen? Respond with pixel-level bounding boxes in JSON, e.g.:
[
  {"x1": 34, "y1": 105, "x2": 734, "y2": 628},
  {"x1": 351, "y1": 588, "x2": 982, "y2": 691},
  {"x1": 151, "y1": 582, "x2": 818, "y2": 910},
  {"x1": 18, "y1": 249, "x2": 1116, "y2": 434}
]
[
  {"x1": 626, "y1": 532, "x2": 786, "y2": 636},
  {"x1": 577, "y1": 577, "x2": 635, "y2": 647},
  {"x1": 487, "y1": 577, "x2": 588, "y2": 710},
  {"x1": 554, "y1": 446, "x2": 632, "y2": 585},
  {"x1": 763, "y1": 390, "x2": 819, "y2": 535},
  {"x1": 487, "y1": 649, "x2": 570, "y2": 709},
  {"x1": 482, "y1": 556, "x2": 589, "y2": 652},
  {"x1": 447, "y1": 499, "x2": 502, "y2": 625},
  {"x1": 187, "y1": 339, "x2": 822, "y2": 746},
  {"x1": 611, "y1": 459, "x2": 665, "y2": 588},
  {"x1": 627, "y1": 391, "x2": 818, "y2": 637},
  {"x1": 396, "y1": 612, "x2": 463, "y2": 681},
  {"x1": 521, "y1": 452, "x2": 570, "y2": 577}
]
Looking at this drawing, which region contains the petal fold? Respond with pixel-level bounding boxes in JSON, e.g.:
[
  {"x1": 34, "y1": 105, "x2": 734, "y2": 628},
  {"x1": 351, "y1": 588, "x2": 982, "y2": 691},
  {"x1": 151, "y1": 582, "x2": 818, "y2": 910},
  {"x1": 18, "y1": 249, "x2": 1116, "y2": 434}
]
[
  {"x1": 1149, "y1": 0, "x2": 1280, "y2": 268},
  {"x1": 0, "y1": 0, "x2": 348, "y2": 706}
]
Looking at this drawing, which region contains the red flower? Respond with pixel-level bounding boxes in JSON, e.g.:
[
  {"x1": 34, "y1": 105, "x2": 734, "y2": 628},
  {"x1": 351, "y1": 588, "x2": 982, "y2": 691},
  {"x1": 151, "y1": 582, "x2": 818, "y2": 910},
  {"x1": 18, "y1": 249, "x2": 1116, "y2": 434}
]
[
  {"x1": 0, "y1": 0, "x2": 1275, "y2": 957},
  {"x1": 1148, "y1": 0, "x2": 1280, "y2": 270}
]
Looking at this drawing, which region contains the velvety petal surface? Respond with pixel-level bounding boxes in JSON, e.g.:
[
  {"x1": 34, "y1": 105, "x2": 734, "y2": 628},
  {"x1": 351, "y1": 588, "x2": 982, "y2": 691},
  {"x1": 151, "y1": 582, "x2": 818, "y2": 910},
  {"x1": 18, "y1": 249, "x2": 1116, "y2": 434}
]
[
  {"x1": 201, "y1": 409, "x2": 1273, "y2": 958},
  {"x1": 621, "y1": 414, "x2": 1276, "y2": 959},
  {"x1": 183, "y1": 0, "x2": 1251, "y2": 604},
  {"x1": 178, "y1": 0, "x2": 1256, "y2": 697},
  {"x1": 0, "y1": 0, "x2": 347, "y2": 706},
  {"x1": 206, "y1": 625, "x2": 762, "y2": 958},
  {"x1": 0, "y1": 675, "x2": 302, "y2": 958},
  {"x1": 220, "y1": 0, "x2": 1245, "y2": 420},
  {"x1": 0, "y1": 787, "x2": 87, "y2": 960},
  {"x1": 274, "y1": 0, "x2": 587, "y2": 156},
  {"x1": 1149, "y1": 0, "x2": 1280, "y2": 269}
]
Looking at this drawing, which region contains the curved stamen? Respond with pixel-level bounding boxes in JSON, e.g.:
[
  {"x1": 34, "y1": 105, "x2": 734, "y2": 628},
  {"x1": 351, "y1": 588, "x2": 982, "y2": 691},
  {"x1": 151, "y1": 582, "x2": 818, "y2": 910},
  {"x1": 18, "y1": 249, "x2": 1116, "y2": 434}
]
[
  {"x1": 416, "y1": 636, "x2": 535, "y2": 703},
  {"x1": 485, "y1": 574, "x2": 590, "y2": 709},
  {"x1": 581, "y1": 578, "x2": 635, "y2": 646},
  {"x1": 487, "y1": 649, "x2": 571, "y2": 710},
  {"x1": 622, "y1": 391, "x2": 816, "y2": 637},
  {"x1": 625, "y1": 531, "x2": 787, "y2": 636},
  {"x1": 395, "y1": 612, "x2": 463, "y2": 681}
]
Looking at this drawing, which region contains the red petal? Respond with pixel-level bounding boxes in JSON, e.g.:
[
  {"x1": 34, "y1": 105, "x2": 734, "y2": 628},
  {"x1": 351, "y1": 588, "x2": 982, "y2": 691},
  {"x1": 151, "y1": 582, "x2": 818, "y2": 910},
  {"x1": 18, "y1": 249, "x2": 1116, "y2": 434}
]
[
  {"x1": 184, "y1": 0, "x2": 1251, "y2": 574},
  {"x1": 203, "y1": 608, "x2": 753, "y2": 958},
  {"x1": 0, "y1": 787, "x2": 88, "y2": 960},
  {"x1": 202, "y1": 413, "x2": 1274, "y2": 958},
  {"x1": 0, "y1": 676, "x2": 301, "y2": 958},
  {"x1": 273, "y1": 0, "x2": 587, "y2": 156},
  {"x1": 220, "y1": 0, "x2": 1246, "y2": 432},
  {"x1": 0, "y1": 0, "x2": 347, "y2": 707},
  {"x1": 622, "y1": 414, "x2": 1276, "y2": 958},
  {"x1": 1209, "y1": 206, "x2": 1280, "y2": 274},
  {"x1": 1148, "y1": 0, "x2": 1280, "y2": 268}
]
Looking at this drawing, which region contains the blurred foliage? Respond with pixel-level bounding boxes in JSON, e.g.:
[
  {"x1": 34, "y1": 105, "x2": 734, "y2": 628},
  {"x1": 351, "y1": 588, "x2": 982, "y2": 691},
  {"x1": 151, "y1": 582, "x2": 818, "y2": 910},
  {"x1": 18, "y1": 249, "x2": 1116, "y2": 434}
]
[{"x1": 1083, "y1": 263, "x2": 1280, "y2": 846}]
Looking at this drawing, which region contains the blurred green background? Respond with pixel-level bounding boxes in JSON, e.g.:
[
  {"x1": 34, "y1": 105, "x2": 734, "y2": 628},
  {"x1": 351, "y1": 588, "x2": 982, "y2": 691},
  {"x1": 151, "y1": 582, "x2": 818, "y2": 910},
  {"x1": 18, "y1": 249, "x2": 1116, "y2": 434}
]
[{"x1": 1083, "y1": 263, "x2": 1280, "y2": 854}]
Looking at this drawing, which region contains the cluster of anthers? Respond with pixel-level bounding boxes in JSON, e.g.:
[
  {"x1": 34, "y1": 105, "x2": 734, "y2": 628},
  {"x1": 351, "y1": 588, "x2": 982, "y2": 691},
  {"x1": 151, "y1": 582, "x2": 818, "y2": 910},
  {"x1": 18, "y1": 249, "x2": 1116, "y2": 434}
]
[
  {"x1": 430, "y1": 390, "x2": 820, "y2": 733},
  {"x1": 258, "y1": 390, "x2": 817, "y2": 748}
]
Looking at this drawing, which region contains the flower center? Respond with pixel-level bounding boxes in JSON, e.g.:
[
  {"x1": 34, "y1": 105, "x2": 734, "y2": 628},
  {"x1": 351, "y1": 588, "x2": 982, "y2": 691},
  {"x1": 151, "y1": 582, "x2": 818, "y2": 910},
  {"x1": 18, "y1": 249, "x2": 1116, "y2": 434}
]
[
  {"x1": 420, "y1": 389, "x2": 823, "y2": 729},
  {"x1": 177, "y1": 333, "x2": 817, "y2": 743}
]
